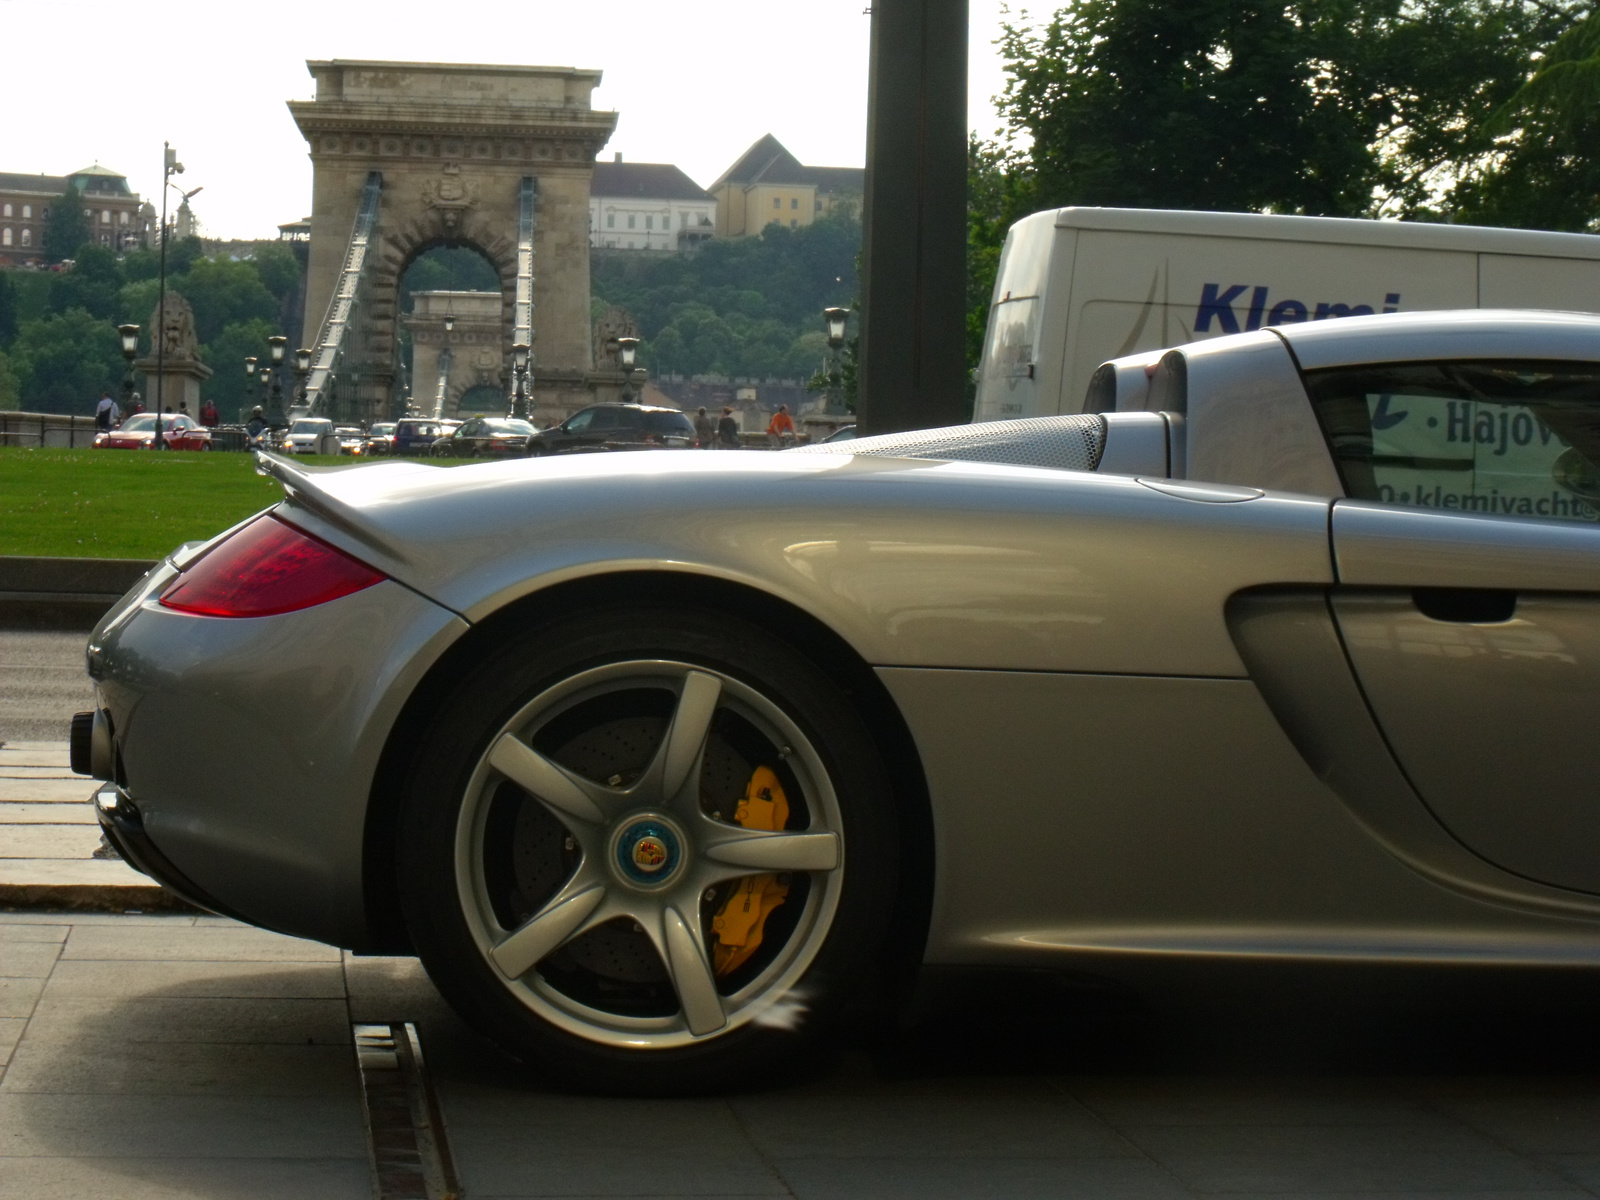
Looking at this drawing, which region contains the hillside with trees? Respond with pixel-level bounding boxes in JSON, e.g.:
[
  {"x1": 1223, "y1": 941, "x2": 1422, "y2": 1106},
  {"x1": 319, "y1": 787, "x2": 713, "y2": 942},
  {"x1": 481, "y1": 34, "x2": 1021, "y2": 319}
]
[
  {"x1": 0, "y1": 239, "x2": 301, "y2": 416},
  {"x1": 592, "y1": 213, "x2": 859, "y2": 381}
]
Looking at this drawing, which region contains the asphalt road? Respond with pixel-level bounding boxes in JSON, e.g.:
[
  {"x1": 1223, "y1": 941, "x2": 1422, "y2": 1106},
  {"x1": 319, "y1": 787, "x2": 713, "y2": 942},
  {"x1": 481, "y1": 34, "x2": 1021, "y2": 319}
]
[{"x1": 0, "y1": 630, "x2": 94, "y2": 744}]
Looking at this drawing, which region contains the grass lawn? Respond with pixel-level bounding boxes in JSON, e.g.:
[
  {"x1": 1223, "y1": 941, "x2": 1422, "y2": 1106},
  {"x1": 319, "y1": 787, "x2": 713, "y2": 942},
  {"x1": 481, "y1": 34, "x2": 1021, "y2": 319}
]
[{"x1": 0, "y1": 447, "x2": 374, "y2": 559}]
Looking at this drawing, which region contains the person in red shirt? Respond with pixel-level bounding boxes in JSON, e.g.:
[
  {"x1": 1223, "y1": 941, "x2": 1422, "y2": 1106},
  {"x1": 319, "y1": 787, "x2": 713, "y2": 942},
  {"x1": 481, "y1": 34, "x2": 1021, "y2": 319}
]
[
  {"x1": 199, "y1": 399, "x2": 220, "y2": 428},
  {"x1": 766, "y1": 405, "x2": 796, "y2": 447}
]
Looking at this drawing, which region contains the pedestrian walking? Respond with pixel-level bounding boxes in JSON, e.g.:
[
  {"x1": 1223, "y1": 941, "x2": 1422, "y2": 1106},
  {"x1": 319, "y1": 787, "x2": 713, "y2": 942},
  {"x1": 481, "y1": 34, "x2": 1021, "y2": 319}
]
[
  {"x1": 93, "y1": 391, "x2": 118, "y2": 431},
  {"x1": 199, "y1": 398, "x2": 219, "y2": 428},
  {"x1": 716, "y1": 407, "x2": 740, "y2": 449},
  {"x1": 766, "y1": 404, "x2": 796, "y2": 448},
  {"x1": 693, "y1": 406, "x2": 714, "y2": 448},
  {"x1": 177, "y1": 400, "x2": 191, "y2": 421},
  {"x1": 128, "y1": 392, "x2": 144, "y2": 416}
]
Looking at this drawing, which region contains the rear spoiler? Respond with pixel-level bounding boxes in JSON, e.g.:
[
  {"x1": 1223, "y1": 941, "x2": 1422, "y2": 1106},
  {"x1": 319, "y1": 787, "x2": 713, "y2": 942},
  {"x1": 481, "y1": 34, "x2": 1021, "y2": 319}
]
[{"x1": 254, "y1": 452, "x2": 415, "y2": 567}]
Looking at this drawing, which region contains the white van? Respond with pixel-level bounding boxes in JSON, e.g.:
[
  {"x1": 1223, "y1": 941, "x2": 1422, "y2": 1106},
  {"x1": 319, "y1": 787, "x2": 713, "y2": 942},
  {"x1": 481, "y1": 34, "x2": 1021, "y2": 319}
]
[{"x1": 974, "y1": 207, "x2": 1600, "y2": 421}]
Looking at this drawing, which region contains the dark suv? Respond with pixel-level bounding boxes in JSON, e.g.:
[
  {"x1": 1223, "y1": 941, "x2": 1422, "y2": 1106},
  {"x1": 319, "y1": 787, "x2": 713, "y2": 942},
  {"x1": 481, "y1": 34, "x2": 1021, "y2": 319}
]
[
  {"x1": 527, "y1": 404, "x2": 696, "y2": 456},
  {"x1": 393, "y1": 418, "x2": 461, "y2": 457}
]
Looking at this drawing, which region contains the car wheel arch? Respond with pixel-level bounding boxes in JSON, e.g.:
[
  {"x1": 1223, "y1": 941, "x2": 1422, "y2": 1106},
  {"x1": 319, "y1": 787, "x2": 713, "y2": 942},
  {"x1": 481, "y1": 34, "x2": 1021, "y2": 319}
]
[{"x1": 359, "y1": 569, "x2": 937, "y2": 976}]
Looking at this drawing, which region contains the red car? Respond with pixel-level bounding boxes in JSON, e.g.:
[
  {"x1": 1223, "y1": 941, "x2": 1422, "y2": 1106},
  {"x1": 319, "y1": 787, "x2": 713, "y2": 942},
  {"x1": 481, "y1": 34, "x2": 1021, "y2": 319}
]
[{"x1": 93, "y1": 413, "x2": 212, "y2": 451}]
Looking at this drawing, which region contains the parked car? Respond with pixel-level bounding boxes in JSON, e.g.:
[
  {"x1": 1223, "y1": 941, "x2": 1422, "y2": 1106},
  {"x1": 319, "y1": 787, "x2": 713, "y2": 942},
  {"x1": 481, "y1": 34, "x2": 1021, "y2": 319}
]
[
  {"x1": 393, "y1": 418, "x2": 460, "y2": 457},
  {"x1": 78, "y1": 309, "x2": 1600, "y2": 1096},
  {"x1": 527, "y1": 404, "x2": 695, "y2": 455},
  {"x1": 92, "y1": 413, "x2": 210, "y2": 451},
  {"x1": 364, "y1": 422, "x2": 398, "y2": 456},
  {"x1": 430, "y1": 417, "x2": 540, "y2": 458},
  {"x1": 282, "y1": 418, "x2": 334, "y2": 455},
  {"x1": 821, "y1": 425, "x2": 857, "y2": 443}
]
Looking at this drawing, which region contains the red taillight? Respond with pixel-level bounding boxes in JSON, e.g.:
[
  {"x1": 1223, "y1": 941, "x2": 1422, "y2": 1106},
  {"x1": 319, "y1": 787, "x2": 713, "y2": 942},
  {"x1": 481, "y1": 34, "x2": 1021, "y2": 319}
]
[{"x1": 159, "y1": 515, "x2": 385, "y2": 618}]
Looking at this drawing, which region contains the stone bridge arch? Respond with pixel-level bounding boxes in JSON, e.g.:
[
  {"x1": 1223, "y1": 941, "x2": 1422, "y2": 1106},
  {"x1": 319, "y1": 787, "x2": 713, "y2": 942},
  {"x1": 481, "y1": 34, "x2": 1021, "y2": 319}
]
[{"x1": 289, "y1": 59, "x2": 617, "y2": 422}]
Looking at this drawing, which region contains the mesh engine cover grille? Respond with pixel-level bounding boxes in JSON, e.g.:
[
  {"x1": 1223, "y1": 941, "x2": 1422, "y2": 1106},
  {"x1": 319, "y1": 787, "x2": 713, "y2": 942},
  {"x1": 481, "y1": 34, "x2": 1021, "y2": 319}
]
[{"x1": 789, "y1": 414, "x2": 1107, "y2": 472}]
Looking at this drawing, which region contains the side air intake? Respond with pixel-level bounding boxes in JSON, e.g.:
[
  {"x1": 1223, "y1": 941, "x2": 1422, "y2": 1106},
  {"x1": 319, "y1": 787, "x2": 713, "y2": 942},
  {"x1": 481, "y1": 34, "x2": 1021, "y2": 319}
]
[{"x1": 789, "y1": 414, "x2": 1107, "y2": 472}]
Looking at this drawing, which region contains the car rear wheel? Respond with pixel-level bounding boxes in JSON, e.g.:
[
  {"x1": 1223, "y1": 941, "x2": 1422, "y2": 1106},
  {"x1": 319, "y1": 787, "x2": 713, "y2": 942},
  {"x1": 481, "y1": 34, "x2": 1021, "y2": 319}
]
[{"x1": 397, "y1": 605, "x2": 899, "y2": 1094}]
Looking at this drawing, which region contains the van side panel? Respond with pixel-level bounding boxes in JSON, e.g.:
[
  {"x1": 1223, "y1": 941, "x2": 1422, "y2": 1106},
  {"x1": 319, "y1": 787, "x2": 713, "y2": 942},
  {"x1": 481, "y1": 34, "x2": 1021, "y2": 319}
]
[
  {"x1": 1041, "y1": 229, "x2": 1078, "y2": 417},
  {"x1": 1056, "y1": 230, "x2": 1476, "y2": 414},
  {"x1": 1479, "y1": 255, "x2": 1600, "y2": 313}
]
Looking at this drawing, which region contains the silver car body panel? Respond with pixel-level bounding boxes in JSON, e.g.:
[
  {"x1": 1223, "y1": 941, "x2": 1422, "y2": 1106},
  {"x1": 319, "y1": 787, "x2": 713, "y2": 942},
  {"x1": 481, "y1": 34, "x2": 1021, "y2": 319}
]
[
  {"x1": 89, "y1": 563, "x2": 466, "y2": 945},
  {"x1": 266, "y1": 452, "x2": 1334, "y2": 679},
  {"x1": 885, "y1": 667, "x2": 1600, "y2": 967},
  {"x1": 1279, "y1": 308, "x2": 1600, "y2": 370}
]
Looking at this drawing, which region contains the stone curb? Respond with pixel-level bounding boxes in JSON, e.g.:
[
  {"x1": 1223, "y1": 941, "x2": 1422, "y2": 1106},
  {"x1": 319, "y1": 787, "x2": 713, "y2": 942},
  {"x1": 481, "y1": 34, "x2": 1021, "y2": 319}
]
[
  {"x1": 0, "y1": 881, "x2": 201, "y2": 913},
  {"x1": 0, "y1": 555, "x2": 157, "y2": 630}
]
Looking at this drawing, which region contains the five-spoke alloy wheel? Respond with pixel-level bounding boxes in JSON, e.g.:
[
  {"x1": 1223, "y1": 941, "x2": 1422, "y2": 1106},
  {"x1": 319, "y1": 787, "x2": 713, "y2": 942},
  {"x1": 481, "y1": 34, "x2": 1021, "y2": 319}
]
[{"x1": 398, "y1": 605, "x2": 898, "y2": 1093}]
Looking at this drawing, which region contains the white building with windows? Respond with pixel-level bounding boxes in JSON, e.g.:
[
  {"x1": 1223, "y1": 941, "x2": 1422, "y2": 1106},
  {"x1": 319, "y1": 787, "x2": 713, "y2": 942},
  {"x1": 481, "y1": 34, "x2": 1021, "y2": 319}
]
[{"x1": 590, "y1": 156, "x2": 715, "y2": 252}]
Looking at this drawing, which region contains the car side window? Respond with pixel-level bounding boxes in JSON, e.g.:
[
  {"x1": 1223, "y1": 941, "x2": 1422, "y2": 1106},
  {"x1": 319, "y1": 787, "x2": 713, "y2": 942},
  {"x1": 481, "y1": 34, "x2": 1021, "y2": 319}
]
[
  {"x1": 588, "y1": 409, "x2": 627, "y2": 431},
  {"x1": 1304, "y1": 360, "x2": 1600, "y2": 524},
  {"x1": 564, "y1": 410, "x2": 594, "y2": 433}
]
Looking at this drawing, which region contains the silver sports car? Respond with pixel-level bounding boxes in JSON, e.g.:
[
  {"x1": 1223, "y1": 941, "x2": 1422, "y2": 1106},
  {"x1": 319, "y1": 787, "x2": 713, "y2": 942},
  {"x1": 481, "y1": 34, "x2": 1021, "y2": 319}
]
[{"x1": 75, "y1": 310, "x2": 1600, "y2": 1092}]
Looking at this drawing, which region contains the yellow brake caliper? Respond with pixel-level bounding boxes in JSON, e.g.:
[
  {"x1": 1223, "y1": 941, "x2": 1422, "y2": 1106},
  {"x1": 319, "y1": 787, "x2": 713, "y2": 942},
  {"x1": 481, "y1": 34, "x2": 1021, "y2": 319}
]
[{"x1": 711, "y1": 765, "x2": 791, "y2": 976}]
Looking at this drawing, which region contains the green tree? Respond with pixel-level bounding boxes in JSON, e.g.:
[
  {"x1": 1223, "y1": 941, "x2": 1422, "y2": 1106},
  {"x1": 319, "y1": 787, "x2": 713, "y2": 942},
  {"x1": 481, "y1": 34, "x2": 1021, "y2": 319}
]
[
  {"x1": 166, "y1": 236, "x2": 205, "y2": 275},
  {"x1": 249, "y1": 243, "x2": 303, "y2": 305},
  {"x1": 10, "y1": 309, "x2": 122, "y2": 414},
  {"x1": 201, "y1": 317, "x2": 278, "y2": 419},
  {"x1": 1442, "y1": 4, "x2": 1600, "y2": 230},
  {"x1": 121, "y1": 247, "x2": 161, "y2": 282},
  {"x1": 0, "y1": 349, "x2": 19, "y2": 411},
  {"x1": 42, "y1": 188, "x2": 92, "y2": 263},
  {"x1": 117, "y1": 278, "x2": 162, "y2": 330},
  {"x1": 593, "y1": 213, "x2": 860, "y2": 378},
  {"x1": 47, "y1": 244, "x2": 122, "y2": 321},
  {"x1": 0, "y1": 273, "x2": 18, "y2": 349},
  {"x1": 171, "y1": 258, "x2": 278, "y2": 346}
]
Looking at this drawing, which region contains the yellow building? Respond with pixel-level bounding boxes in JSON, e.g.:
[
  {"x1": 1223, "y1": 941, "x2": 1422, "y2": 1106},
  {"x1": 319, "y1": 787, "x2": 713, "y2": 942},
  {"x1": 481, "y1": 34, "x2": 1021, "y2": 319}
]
[{"x1": 710, "y1": 135, "x2": 863, "y2": 238}]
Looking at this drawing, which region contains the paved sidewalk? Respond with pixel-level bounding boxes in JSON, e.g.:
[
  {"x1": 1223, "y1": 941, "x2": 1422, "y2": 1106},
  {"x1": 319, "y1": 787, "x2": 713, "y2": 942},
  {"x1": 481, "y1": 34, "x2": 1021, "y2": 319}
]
[
  {"x1": 0, "y1": 742, "x2": 165, "y2": 909},
  {"x1": 4, "y1": 912, "x2": 1600, "y2": 1198}
]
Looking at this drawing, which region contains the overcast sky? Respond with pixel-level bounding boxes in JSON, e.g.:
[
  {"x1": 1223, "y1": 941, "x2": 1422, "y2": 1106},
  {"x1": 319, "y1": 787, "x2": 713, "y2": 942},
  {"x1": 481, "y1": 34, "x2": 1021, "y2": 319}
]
[{"x1": 1, "y1": 0, "x2": 1023, "y2": 239}]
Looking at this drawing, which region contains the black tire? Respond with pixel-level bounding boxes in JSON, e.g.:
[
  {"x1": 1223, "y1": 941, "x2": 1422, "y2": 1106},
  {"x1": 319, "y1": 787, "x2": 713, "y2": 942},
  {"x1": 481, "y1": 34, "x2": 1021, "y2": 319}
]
[{"x1": 397, "y1": 603, "x2": 900, "y2": 1094}]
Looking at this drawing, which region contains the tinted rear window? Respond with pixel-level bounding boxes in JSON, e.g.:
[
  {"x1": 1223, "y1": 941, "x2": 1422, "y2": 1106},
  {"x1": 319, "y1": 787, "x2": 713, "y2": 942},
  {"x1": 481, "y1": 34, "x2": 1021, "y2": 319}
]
[{"x1": 644, "y1": 411, "x2": 695, "y2": 434}]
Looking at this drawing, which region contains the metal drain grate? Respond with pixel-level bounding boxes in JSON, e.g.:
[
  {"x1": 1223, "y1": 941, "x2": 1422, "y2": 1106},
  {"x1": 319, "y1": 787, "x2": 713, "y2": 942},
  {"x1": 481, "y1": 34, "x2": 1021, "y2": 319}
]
[{"x1": 354, "y1": 1022, "x2": 461, "y2": 1200}]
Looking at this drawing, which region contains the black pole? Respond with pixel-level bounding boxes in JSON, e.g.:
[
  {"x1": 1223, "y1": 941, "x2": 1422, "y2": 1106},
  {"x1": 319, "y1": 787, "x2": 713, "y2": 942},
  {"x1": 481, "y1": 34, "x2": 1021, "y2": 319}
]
[
  {"x1": 154, "y1": 143, "x2": 169, "y2": 450},
  {"x1": 857, "y1": 0, "x2": 969, "y2": 435}
]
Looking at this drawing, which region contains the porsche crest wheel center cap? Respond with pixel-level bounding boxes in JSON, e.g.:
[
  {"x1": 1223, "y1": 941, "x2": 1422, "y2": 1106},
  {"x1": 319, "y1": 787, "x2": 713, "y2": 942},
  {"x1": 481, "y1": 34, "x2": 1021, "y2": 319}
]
[{"x1": 613, "y1": 817, "x2": 684, "y2": 887}]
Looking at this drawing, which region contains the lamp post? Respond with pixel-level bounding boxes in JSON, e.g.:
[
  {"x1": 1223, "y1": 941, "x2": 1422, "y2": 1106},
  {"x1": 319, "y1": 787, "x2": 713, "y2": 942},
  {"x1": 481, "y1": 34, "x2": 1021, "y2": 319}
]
[
  {"x1": 617, "y1": 336, "x2": 640, "y2": 403},
  {"x1": 824, "y1": 306, "x2": 850, "y2": 414},
  {"x1": 294, "y1": 347, "x2": 311, "y2": 413},
  {"x1": 117, "y1": 325, "x2": 139, "y2": 421},
  {"x1": 153, "y1": 144, "x2": 200, "y2": 451},
  {"x1": 266, "y1": 336, "x2": 287, "y2": 428},
  {"x1": 511, "y1": 342, "x2": 530, "y2": 420}
]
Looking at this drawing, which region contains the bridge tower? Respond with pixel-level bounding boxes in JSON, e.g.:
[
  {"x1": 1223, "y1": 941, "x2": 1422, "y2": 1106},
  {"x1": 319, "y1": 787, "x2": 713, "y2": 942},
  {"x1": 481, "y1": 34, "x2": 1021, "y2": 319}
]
[{"x1": 289, "y1": 60, "x2": 616, "y2": 422}]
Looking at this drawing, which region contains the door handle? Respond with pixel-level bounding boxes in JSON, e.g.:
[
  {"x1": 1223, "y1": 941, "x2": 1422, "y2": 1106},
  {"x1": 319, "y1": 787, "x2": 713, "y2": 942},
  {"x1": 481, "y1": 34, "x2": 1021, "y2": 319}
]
[{"x1": 1411, "y1": 587, "x2": 1517, "y2": 624}]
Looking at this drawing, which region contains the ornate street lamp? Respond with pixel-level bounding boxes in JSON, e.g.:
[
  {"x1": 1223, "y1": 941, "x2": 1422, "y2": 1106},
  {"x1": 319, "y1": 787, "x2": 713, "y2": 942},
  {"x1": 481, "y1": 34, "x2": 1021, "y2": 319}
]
[
  {"x1": 617, "y1": 337, "x2": 641, "y2": 403},
  {"x1": 294, "y1": 347, "x2": 312, "y2": 411},
  {"x1": 266, "y1": 335, "x2": 288, "y2": 428},
  {"x1": 511, "y1": 342, "x2": 530, "y2": 421},
  {"x1": 825, "y1": 307, "x2": 849, "y2": 349},
  {"x1": 118, "y1": 325, "x2": 139, "y2": 420},
  {"x1": 823, "y1": 307, "x2": 850, "y2": 414}
]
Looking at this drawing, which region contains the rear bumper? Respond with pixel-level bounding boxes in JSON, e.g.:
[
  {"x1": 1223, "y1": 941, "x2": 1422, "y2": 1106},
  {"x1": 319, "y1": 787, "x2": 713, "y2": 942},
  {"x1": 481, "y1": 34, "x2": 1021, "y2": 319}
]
[
  {"x1": 93, "y1": 783, "x2": 242, "y2": 918},
  {"x1": 88, "y1": 555, "x2": 469, "y2": 948}
]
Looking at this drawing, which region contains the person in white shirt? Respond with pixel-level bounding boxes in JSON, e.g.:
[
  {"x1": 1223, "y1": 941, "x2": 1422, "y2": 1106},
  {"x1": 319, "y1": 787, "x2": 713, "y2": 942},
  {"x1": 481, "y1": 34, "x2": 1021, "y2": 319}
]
[{"x1": 94, "y1": 392, "x2": 120, "y2": 431}]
